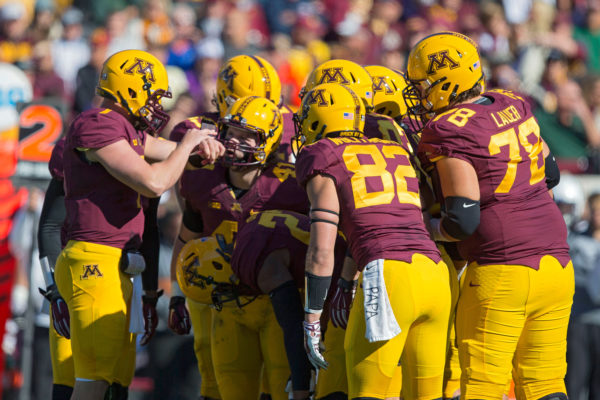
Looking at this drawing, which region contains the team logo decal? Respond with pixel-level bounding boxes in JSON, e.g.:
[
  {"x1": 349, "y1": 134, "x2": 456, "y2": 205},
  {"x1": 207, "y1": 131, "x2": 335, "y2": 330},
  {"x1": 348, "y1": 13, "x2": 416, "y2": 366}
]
[
  {"x1": 220, "y1": 65, "x2": 238, "y2": 91},
  {"x1": 305, "y1": 88, "x2": 328, "y2": 107},
  {"x1": 426, "y1": 50, "x2": 459, "y2": 75},
  {"x1": 124, "y1": 58, "x2": 156, "y2": 83},
  {"x1": 318, "y1": 68, "x2": 350, "y2": 84},
  {"x1": 81, "y1": 264, "x2": 103, "y2": 279},
  {"x1": 372, "y1": 77, "x2": 393, "y2": 94}
]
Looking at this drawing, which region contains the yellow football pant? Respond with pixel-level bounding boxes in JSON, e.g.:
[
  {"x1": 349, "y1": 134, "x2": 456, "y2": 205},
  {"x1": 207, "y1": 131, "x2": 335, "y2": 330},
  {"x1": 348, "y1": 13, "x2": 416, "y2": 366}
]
[
  {"x1": 55, "y1": 240, "x2": 136, "y2": 385},
  {"x1": 315, "y1": 322, "x2": 347, "y2": 398},
  {"x1": 211, "y1": 295, "x2": 290, "y2": 400},
  {"x1": 457, "y1": 256, "x2": 574, "y2": 400},
  {"x1": 345, "y1": 255, "x2": 451, "y2": 400},
  {"x1": 188, "y1": 299, "x2": 221, "y2": 399},
  {"x1": 438, "y1": 245, "x2": 463, "y2": 399},
  {"x1": 49, "y1": 313, "x2": 74, "y2": 387}
]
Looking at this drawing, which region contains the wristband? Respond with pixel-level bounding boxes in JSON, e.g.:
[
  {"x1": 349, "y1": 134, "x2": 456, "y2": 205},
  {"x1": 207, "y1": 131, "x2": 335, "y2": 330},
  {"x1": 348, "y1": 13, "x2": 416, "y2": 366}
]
[
  {"x1": 39, "y1": 257, "x2": 55, "y2": 287},
  {"x1": 304, "y1": 272, "x2": 331, "y2": 314}
]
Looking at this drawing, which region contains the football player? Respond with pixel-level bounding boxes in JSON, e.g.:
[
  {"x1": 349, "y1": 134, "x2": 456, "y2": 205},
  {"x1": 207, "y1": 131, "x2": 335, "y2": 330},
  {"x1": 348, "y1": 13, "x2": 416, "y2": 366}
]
[
  {"x1": 295, "y1": 83, "x2": 451, "y2": 400},
  {"x1": 167, "y1": 55, "x2": 292, "y2": 400},
  {"x1": 38, "y1": 137, "x2": 164, "y2": 400},
  {"x1": 168, "y1": 96, "x2": 309, "y2": 400},
  {"x1": 297, "y1": 60, "x2": 406, "y2": 400},
  {"x1": 366, "y1": 64, "x2": 463, "y2": 399},
  {"x1": 54, "y1": 49, "x2": 223, "y2": 400},
  {"x1": 404, "y1": 31, "x2": 571, "y2": 400},
  {"x1": 229, "y1": 209, "x2": 350, "y2": 400}
]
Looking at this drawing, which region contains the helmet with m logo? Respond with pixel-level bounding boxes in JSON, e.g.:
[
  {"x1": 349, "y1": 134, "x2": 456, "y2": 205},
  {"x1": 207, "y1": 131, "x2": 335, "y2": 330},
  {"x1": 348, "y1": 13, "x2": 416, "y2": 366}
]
[
  {"x1": 293, "y1": 83, "x2": 366, "y2": 156},
  {"x1": 96, "y1": 49, "x2": 172, "y2": 134},
  {"x1": 300, "y1": 59, "x2": 374, "y2": 111},
  {"x1": 403, "y1": 31, "x2": 484, "y2": 130},
  {"x1": 218, "y1": 96, "x2": 283, "y2": 167},
  {"x1": 214, "y1": 55, "x2": 282, "y2": 118},
  {"x1": 365, "y1": 65, "x2": 408, "y2": 120}
]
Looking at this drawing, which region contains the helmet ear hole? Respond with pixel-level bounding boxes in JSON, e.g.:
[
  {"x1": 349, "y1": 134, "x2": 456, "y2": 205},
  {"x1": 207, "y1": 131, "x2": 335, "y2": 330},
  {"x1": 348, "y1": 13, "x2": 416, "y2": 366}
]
[
  {"x1": 311, "y1": 121, "x2": 319, "y2": 131},
  {"x1": 441, "y1": 82, "x2": 451, "y2": 91},
  {"x1": 129, "y1": 88, "x2": 137, "y2": 98}
]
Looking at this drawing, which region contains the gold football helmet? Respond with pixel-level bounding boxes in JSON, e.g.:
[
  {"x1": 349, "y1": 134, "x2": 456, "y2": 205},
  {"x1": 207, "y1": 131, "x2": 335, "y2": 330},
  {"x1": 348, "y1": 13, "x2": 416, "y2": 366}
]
[
  {"x1": 300, "y1": 59, "x2": 374, "y2": 111},
  {"x1": 293, "y1": 83, "x2": 366, "y2": 155},
  {"x1": 175, "y1": 235, "x2": 235, "y2": 305},
  {"x1": 218, "y1": 96, "x2": 283, "y2": 167},
  {"x1": 97, "y1": 49, "x2": 172, "y2": 134},
  {"x1": 403, "y1": 31, "x2": 483, "y2": 130},
  {"x1": 215, "y1": 55, "x2": 282, "y2": 118},
  {"x1": 364, "y1": 65, "x2": 408, "y2": 119}
]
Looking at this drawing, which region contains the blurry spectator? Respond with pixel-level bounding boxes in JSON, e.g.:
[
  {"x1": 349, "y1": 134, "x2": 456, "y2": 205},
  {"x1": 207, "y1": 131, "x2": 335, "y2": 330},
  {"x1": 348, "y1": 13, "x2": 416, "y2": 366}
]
[
  {"x1": 142, "y1": 0, "x2": 174, "y2": 47},
  {"x1": 106, "y1": 7, "x2": 146, "y2": 55},
  {"x1": 31, "y1": 40, "x2": 65, "y2": 100},
  {"x1": 536, "y1": 79, "x2": 600, "y2": 166},
  {"x1": 51, "y1": 7, "x2": 90, "y2": 96},
  {"x1": 573, "y1": 3, "x2": 600, "y2": 74},
  {"x1": 29, "y1": 0, "x2": 59, "y2": 43},
  {"x1": 584, "y1": 75, "x2": 600, "y2": 133},
  {"x1": 192, "y1": 37, "x2": 224, "y2": 113},
  {"x1": 0, "y1": 2, "x2": 32, "y2": 66},
  {"x1": 162, "y1": 92, "x2": 197, "y2": 141},
  {"x1": 554, "y1": 179, "x2": 600, "y2": 400},
  {"x1": 478, "y1": 1, "x2": 512, "y2": 63},
  {"x1": 199, "y1": 0, "x2": 228, "y2": 39},
  {"x1": 73, "y1": 29, "x2": 109, "y2": 114},
  {"x1": 166, "y1": 3, "x2": 200, "y2": 77},
  {"x1": 222, "y1": 6, "x2": 262, "y2": 59}
]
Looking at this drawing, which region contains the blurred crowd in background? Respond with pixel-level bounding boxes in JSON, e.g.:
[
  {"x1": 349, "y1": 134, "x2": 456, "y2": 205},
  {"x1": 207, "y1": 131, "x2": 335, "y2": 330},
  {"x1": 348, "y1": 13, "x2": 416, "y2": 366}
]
[{"x1": 2, "y1": 0, "x2": 600, "y2": 399}]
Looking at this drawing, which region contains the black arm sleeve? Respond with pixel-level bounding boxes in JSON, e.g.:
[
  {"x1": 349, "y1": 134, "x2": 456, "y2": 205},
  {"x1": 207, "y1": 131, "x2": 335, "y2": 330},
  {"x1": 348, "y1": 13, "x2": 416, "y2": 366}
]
[
  {"x1": 545, "y1": 152, "x2": 560, "y2": 190},
  {"x1": 37, "y1": 178, "x2": 66, "y2": 267},
  {"x1": 140, "y1": 197, "x2": 160, "y2": 291},
  {"x1": 441, "y1": 196, "x2": 480, "y2": 240},
  {"x1": 182, "y1": 201, "x2": 204, "y2": 233}
]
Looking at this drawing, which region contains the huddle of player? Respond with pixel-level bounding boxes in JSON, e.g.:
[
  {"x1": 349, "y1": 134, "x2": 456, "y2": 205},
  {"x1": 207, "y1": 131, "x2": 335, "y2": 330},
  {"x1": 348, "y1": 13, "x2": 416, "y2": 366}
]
[{"x1": 38, "y1": 31, "x2": 573, "y2": 400}]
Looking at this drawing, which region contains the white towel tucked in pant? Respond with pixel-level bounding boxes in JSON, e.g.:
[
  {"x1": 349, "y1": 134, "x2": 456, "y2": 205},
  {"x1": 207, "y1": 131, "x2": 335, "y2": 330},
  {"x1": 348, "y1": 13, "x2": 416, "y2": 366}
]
[
  {"x1": 362, "y1": 259, "x2": 401, "y2": 342},
  {"x1": 129, "y1": 275, "x2": 144, "y2": 334}
]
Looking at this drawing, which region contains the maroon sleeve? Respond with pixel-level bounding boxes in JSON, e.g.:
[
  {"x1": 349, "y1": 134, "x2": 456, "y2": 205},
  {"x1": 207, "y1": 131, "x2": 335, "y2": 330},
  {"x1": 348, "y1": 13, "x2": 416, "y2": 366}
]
[
  {"x1": 295, "y1": 141, "x2": 339, "y2": 187},
  {"x1": 169, "y1": 114, "x2": 219, "y2": 143},
  {"x1": 71, "y1": 110, "x2": 131, "y2": 149},
  {"x1": 419, "y1": 116, "x2": 479, "y2": 165},
  {"x1": 48, "y1": 136, "x2": 65, "y2": 180}
]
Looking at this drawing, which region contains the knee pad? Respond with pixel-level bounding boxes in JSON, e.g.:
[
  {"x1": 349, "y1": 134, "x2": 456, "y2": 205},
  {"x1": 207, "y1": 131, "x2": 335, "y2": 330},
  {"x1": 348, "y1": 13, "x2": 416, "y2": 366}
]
[
  {"x1": 319, "y1": 392, "x2": 348, "y2": 400},
  {"x1": 537, "y1": 393, "x2": 568, "y2": 400},
  {"x1": 52, "y1": 384, "x2": 73, "y2": 400}
]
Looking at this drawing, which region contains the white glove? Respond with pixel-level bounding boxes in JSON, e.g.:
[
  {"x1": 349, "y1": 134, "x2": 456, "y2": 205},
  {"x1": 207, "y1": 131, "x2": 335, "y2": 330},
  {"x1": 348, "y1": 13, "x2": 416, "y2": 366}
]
[{"x1": 303, "y1": 320, "x2": 328, "y2": 370}]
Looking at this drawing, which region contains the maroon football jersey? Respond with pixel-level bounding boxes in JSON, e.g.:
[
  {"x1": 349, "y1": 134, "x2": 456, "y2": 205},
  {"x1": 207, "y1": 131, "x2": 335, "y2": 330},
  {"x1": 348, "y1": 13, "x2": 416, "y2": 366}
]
[
  {"x1": 179, "y1": 160, "x2": 309, "y2": 242},
  {"x1": 63, "y1": 108, "x2": 146, "y2": 250},
  {"x1": 418, "y1": 89, "x2": 570, "y2": 268},
  {"x1": 49, "y1": 136, "x2": 65, "y2": 181},
  {"x1": 232, "y1": 209, "x2": 346, "y2": 295},
  {"x1": 296, "y1": 136, "x2": 440, "y2": 270}
]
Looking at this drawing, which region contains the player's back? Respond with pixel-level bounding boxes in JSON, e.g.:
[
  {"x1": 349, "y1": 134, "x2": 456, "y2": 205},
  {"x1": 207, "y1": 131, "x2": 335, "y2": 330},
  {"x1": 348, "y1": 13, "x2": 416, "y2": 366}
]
[
  {"x1": 296, "y1": 135, "x2": 440, "y2": 269},
  {"x1": 419, "y1": 89, "x2": 570, "y2": 268}
]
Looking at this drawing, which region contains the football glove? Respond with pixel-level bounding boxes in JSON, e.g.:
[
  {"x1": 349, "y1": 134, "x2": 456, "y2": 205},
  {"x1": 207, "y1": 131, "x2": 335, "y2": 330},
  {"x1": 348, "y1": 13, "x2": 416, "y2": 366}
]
[
  {"x1": 303, "y1": 320, "x2": 328, "y2": 370},
  {"x1": 39, "y1": 284, "x2": 70, "y2": 339},
  {"x1": 168, "y1": 296, "x2": 191, "y2": 335},
  {"x1": 330, "y1": 277, "x2": 357, "y2": 329},
  {"x1": 140, "y1": 290, "x2": 163, "y2": 346}
]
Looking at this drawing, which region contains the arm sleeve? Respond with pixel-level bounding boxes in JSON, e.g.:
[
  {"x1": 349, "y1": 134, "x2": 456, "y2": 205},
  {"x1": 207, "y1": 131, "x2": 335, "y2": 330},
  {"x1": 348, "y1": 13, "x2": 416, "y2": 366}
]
[
  {"x1": 140, "y1": 197, "x2": 160, "y2": 291},
  {"x1": 37, "y1": 178, "x2": 66, "y2": 267}
]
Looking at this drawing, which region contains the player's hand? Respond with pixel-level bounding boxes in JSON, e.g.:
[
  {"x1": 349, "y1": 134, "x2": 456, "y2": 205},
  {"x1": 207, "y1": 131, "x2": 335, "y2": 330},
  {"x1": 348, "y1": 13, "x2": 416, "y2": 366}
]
[
  {"x1": 39, "y1": 284, "x2": 70, "y2": 339},
  {"x1": 184, "y1": 128, "x2": 225, "y2": 165},
  {"x1": 140, "y1": 290, "x2": 163, "y2": 346},
  {"x1": 168, "y1": 296, "x2": 191, "y2": 335},
  {"x1": 303, "y1": 320, "x2": 328, "y2": 370},
  {"x1": 330, "y1": 277, "x2": 357, "y2": 329}
]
